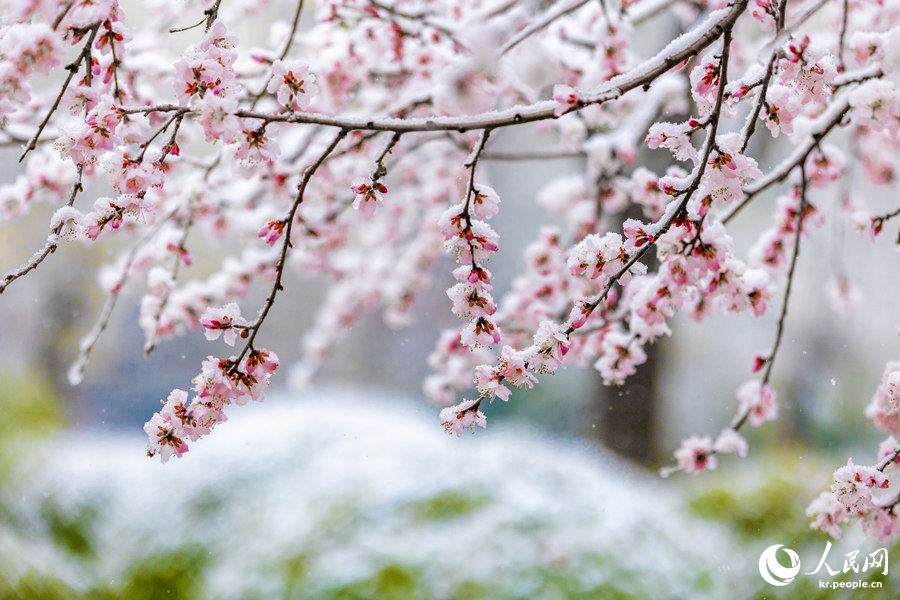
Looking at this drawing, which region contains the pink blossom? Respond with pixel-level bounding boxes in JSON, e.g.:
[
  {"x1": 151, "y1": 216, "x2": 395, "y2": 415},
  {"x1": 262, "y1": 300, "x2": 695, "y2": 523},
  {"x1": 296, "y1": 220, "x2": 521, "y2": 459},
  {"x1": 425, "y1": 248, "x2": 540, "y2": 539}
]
[
  {"x1": 267, "y1": 60, "x2": 319, "y2": 111},
  {"x1": 497, "y1": 346, "x2": 538, "y2": 389},
  {"x1": 552, "y1": 84, "x2": 582, "y2": 117},
  {"x1": 452, "y1": 265, "x2": 492, "y2": 291},
  {"x1": 144, "y1": 389, "x2": 190, "y2": 462},
  {"x1": 865, "y1": 361, "x2": 900, "y2": 434},
  {"x1": 750, "y1": 0, "x2": 776, "y2": 29},
  {"x1": 736, "y1": 380, "x2": 777, "y2": 427},
  {"x1": 59, "y1": 100, "x2": 123, "y2": 164},
  {"x1": 713, "y1": 428, "x2": 748, "y2": 457},
  {"x1": 470, "y1": 184, "x2": 500, "y2": 220},
  {"x1": 849, "y1": 79, "x2": 900, "y2": 137},
  {"x1": 531, "y1": 321, "x2": 569, "y2": 374},
  {"x1": 194, "y1": 93, "x2": 241, "y2": 143},
  {"x1": 242, "y1": 348, "x2": 280, "y2": 378},
  {"x1": 351, "y1": 180, "x2": 388, "y2": 217},
  {"x1": 459, "y1": 316, "x2": 501, "y2": 347},
  {"x1": 806, "y1": 491, "x2": 847, "y2": 539},
  {"x1": 0, "y1": 22, "x2": 63, "y2": 76},
  {"x1": 440, "y1": 398, "x2": 487, "y2": 436},
  {"x1": 568, "y1": 232, "x2": 626, "y2": 283},
  {"x1": 258, "y1": 220, "x2": 286, "y2": 246},
  {"x1": 764, "y1": 84, "x2": 802, "y2": 137},
  {"x1": 831, "y1": 459, "x2": 889, "y2": 513},
  {"x1": 594, "y1": 331, "x2": 647, "y2": 385},
  {"x1": 673, "y1": 436, "x2": 717, "y2": 474},
  {"x1": 474, "y1": 364, "x2": 511, "y2": 401},
  {"x1": 646, "y1": 122, "x2": 698, "y2": 163},
  {"x1": 779, "y1": 36, "x2": 837, "y2": 105},
  {"x1": 200, "y1": 302, "x2": 248, "y2": 346},
  {"x1": 447, "y1": 282, "x2": 497, "y2": 319},
  {"x1": 234, "y1": 125, "x2": 280, "y2": 164},
  {"x1": 690, "y1": 58, "x2": 720, "y2": 117}
]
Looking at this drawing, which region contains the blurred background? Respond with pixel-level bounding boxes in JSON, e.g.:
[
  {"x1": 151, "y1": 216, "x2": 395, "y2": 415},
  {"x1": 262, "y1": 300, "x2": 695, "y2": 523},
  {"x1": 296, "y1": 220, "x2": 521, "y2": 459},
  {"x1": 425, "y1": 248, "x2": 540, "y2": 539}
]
[{"x1": 3, "y1": 2, "x2": 900, "y2": 599}]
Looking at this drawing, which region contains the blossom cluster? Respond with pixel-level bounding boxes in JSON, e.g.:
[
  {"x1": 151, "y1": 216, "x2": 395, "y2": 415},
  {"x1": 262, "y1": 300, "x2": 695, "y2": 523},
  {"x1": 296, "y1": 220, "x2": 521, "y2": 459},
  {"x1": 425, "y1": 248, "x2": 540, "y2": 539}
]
[
  {"x1": 145, "y1": 348, "x2": 279, "y2": 462},
  {"x1": 3, "y1": 0, "x2": 900, "y2": 541}
]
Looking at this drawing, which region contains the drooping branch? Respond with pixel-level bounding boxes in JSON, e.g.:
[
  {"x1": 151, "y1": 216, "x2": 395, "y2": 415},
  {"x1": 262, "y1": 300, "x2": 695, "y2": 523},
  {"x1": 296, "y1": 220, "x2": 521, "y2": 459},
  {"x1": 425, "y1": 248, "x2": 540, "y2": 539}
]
[
  {"x1": 230, "y1": 129, "x2": 350, "y2": 369},
  {"x1": 0, "y1": 165, "x2": 83, "y2": 294}
]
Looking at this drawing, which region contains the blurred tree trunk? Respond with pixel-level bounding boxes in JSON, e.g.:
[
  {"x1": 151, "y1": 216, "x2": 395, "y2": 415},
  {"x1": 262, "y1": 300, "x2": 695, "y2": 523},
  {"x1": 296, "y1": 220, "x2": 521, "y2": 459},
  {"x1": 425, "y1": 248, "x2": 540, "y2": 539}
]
[{"x1": 588, "y1": 345, "x2": 659, "y2": 466}]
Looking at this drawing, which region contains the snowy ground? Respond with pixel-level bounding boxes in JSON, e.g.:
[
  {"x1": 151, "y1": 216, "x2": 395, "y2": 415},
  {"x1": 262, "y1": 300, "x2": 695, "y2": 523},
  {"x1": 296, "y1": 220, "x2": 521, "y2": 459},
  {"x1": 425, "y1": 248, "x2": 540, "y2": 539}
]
[{"x1": 1, "y1": 386, "x2": 757, "y2": 598}]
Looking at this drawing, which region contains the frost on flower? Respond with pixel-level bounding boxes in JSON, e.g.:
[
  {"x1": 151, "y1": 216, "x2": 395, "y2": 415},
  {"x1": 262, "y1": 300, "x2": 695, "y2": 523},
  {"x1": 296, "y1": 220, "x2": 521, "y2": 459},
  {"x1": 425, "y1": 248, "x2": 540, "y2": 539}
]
[
  {"x1": 470, "y1": 184, "x2": 500, "y2": 220},
  {"x1": 849, "y1": 79, "x2": 900, "y2": 137},
  {"x1": 531, "y1": 321, "x2": 569, "y2": 374},
  {"x1": 806, "y1": 491, "x2": 848, "y2": 539},
  {"x1": 568, "y1": 232, "x2": 626, "y2": 284},
  {"x1": 145, "y1": 349, "x2": 280, "y2": 461},
  {"x1": 552, "y1": 84, "x2": 583, "y2": 117},
  {"x1": 440, "y1": 398, "x2": 487, "y2": 436},
  {"x1": 831, "y1": 459, "x2": 889, "y2": 513}
]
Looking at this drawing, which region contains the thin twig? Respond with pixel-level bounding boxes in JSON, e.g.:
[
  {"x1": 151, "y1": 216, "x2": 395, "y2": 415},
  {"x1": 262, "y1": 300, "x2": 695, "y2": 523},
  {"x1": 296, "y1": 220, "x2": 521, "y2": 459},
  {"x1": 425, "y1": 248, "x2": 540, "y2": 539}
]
[
  {"x1": 19, "y1": 23, "x2": 100, "y2": 162},
  {"x1": 230, "y1": 129, "x2": 350, "y2": 369},
  {"x1": 731, "y1": 163, "x2": 809, "y2": 430},
  {"x1": 0, "y1": 165, "x2": 84, "y2": 293},
  {"x1": 249, "y1": 0, "x2": 305, "y2": 110}
]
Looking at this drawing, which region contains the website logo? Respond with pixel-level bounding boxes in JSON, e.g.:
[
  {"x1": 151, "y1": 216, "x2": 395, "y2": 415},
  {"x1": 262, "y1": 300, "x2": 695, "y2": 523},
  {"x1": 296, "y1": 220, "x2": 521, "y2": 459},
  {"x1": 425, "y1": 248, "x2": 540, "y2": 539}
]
[
  {"x1": 757, "y1": 542, "x2": 888, "y2": 589},
  {"x1": 758, "y1": 544, "x2": 801, "y2": 586}
]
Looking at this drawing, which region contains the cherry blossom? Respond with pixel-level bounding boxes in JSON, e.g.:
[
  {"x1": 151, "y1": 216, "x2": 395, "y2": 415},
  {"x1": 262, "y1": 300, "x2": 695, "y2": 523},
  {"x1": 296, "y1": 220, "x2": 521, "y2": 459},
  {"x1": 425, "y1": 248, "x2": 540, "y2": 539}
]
[
  {"x1": 350, "y1": 181, "x2": 388, "y2": 217},
  {"x1": 735, "y1": 380, "x2": 777, "y2": 427},
  {"x1": 267, "y1": 60, "x2": 319, "y2": 111},
  {"x1": 200, "y1": 302, "x2": 248, "y2": 346},
  {"x1": 3, "y1": 0, "x2": 900, "y2": 542},
  {"x1": 670, "y1": 436, "x2": 717, "y2": 475},
  {"x1": 440, "y1": 398, "x2": 487, "y2": 436}
]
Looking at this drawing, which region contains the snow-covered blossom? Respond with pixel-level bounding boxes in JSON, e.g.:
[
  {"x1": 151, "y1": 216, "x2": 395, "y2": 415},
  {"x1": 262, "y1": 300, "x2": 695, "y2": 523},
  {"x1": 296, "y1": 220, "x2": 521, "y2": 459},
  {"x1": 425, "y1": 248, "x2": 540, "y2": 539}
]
[
  {"x1": 831, "y1": 459, "x2": 889, "y2": 513},
  {"x1": 440, "y1": 398, "x2": 487, "y2": 436},
  {"x1": 470, "y1": 185, "x2": 500, "y2": 220},
  {"x1": 849, "y1": 79, "x2": 900, "y2": 137},
  {"x1": 806, "y1": 491, "x2": 848, "y2": 538},
  {"x1": 763, "y1": 84, "x2": 803, "y2": 137},
  {"x1": 267, "y1": 60, "x2": 319, "y2": 111},
  {"x1": 568, "y1": 232, "x2": 626, "y2": 284},
  {"x1": 144, "y1": 389, "x2": 190, "y2": 462},
  {"x1": 0, "y1": 22, "x2": 63, "y2": 76},
  {"x1": 552, "y1": 84, "x2": 584, "y2": 117},
  {"x1": 646, "y1": 122, "x2": 698, "y2": 163},
  {"x1": 174, "y1": 20, "x2": 240, "y2": 105},
  {"x1": 531, "y1": 321, "x2": 569, "y2": 374},
  {"x1": 779, "y1": 35, "x2": 837, "y2": 105}
]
